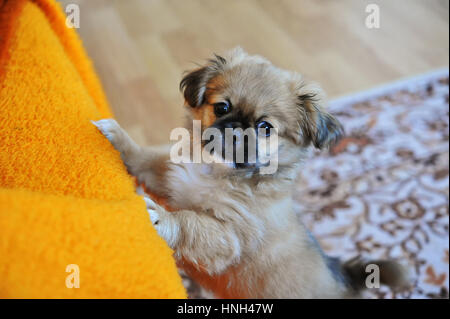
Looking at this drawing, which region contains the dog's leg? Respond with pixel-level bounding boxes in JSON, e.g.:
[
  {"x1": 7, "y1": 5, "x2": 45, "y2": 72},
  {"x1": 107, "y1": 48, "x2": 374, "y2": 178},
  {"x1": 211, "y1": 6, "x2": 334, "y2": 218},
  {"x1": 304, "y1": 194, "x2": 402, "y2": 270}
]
[
  {"x1": 92, "y1": 119, "x2": 170, "y2": 196},
  {"x1": 150, "y1": 205, "x2": 242, "y2": 274},
  {"x1": 138, "y1": 190, "x2": 241, "y2": 274}
]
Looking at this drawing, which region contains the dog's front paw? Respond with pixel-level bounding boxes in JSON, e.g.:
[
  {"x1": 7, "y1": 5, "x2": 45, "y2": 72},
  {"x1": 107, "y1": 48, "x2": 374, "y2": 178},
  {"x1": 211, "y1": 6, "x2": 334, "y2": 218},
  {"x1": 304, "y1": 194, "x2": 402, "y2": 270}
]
[
  {"x1": 141, "y1": 194, "x2": 179, "y2": 247},
  {"x1": 92, "y1": 119, "x2": 122, "y2": 146},
  {"x1": 142, "y1": 195, "x2": 161, "y2": 225}
]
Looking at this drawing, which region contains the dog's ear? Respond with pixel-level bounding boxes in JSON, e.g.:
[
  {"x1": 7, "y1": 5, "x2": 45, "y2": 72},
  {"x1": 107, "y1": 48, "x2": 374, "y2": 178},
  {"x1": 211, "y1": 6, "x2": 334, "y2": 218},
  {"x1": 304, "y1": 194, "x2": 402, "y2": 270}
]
[
  {"x1": 294, "y1": 81, "x2": 344, "y2": 149},
  {"x1": 180, "y1": 54, "x2": 226, "y2": 107},
  {"x1": 179, "y1": 66, "x2": 210, "y2": 107}
]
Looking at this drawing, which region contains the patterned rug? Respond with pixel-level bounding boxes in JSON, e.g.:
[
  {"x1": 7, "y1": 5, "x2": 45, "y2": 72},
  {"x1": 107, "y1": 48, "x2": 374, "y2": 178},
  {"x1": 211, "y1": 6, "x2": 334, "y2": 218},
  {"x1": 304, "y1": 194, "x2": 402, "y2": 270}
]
[{"x1": 181, "y1": 69, "x2": 449, "y2": 299}]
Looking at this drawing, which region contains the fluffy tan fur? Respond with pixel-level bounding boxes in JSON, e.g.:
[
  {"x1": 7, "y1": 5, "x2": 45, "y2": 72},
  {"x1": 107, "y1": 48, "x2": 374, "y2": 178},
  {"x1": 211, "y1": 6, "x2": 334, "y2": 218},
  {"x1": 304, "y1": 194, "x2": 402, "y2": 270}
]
[{"x1": 94, "y1": 48, "x2": 408, "y2": 298}]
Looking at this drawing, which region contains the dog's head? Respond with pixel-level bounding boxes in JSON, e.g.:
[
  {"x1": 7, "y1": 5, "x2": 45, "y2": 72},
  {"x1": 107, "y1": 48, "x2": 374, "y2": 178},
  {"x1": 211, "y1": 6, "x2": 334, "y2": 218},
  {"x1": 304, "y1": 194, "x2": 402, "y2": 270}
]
[{"x1": 180, "y1": 47, "x2": 343, "y2": 175}]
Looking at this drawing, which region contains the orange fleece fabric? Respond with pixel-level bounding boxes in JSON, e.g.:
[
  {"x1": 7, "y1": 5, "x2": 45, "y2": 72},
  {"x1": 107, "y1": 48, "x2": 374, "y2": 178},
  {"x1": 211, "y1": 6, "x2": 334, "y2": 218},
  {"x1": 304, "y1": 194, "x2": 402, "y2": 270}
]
[{"x1": 0, "y1": 0, "x2": 186, "y2": 298}]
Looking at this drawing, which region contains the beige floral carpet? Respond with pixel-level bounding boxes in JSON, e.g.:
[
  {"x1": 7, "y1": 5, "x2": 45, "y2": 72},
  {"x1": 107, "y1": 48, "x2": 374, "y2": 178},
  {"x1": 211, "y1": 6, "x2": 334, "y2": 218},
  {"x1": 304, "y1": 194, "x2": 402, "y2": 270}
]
[{"x1": 181, "y1": 70, "x2": 449, "y2": 299}]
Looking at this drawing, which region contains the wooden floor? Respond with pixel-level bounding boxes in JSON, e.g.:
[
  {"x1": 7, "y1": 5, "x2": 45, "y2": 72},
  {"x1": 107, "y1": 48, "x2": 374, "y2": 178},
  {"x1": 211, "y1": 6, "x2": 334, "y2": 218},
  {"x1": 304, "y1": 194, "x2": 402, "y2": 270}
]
[{"x1": 59, "y1": 0, "x2": 449, "y2": 145}]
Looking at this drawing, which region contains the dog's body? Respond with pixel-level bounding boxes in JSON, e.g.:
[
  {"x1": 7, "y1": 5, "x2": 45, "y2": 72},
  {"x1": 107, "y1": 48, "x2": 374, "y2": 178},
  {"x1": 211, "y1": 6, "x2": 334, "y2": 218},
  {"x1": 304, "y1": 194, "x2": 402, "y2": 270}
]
[{"x1": 93, "y1": 48, "x2": 407, "y2": 298}]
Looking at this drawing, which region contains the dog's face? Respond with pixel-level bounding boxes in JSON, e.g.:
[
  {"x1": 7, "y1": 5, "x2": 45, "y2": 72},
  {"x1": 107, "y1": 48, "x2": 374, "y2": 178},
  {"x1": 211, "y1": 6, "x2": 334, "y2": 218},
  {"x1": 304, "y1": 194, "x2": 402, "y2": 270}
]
[{"x1": 180, "y1": 47, "x2": 343, "y2": 175}]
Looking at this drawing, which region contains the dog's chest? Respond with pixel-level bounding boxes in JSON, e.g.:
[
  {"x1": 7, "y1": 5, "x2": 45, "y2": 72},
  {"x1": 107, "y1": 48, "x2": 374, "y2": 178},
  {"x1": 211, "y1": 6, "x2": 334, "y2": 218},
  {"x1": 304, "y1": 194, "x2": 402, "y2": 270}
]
[{"x1": 166, "y1": 162, "x2": 222, "y2": 209}]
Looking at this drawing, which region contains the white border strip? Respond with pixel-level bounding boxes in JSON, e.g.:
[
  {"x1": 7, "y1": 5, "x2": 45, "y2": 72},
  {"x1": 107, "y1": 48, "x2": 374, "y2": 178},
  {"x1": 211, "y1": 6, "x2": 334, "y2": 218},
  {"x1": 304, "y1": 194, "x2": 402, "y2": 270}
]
[{"x1": 329, "y1": 68, "x2": 449, "y2": 109}]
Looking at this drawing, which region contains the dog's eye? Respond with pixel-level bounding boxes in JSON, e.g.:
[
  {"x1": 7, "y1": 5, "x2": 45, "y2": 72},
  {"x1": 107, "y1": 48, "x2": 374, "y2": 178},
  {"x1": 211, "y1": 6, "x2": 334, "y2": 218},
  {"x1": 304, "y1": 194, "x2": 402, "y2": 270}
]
[
  {"x1": 256, "y1": 121, "x2": 273, "y2": 136},
  {"x1": 213, "y1": 101, "x2": 231, "y2": 117}
]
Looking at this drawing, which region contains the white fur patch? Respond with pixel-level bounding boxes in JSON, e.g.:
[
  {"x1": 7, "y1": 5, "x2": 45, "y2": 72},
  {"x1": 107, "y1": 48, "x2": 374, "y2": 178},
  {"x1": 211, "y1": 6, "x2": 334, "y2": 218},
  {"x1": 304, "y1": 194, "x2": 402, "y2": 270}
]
[
  {"x1": 140, "y1": 192, "x2": 179, "y2": 247},
  {"x1": 142, "y1": 195, "x2": 159, "y2": 225},
  {"x1": 156, "y1": 219, "x2": 180, "y2": 248},
  {"x1": 91, "y1": 119, "x2": 119, "y2": 143},
  {"x1": 147, "y1": 209, "x2": 160, "y2": 225}
]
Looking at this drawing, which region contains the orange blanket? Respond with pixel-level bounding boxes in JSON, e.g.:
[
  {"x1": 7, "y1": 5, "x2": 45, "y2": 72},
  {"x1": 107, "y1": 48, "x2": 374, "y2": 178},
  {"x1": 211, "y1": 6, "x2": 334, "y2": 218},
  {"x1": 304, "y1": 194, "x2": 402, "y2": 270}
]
[{"x1": 0, "y1": 0, "x2": 186, "y2": 298}]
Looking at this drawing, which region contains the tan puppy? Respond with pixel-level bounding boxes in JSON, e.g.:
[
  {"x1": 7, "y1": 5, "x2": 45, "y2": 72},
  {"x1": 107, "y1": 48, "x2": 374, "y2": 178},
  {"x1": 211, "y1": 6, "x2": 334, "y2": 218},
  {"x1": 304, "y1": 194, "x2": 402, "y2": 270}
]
[{"x1": 93, "y1": 48, "x2": 408, "y2": 298}]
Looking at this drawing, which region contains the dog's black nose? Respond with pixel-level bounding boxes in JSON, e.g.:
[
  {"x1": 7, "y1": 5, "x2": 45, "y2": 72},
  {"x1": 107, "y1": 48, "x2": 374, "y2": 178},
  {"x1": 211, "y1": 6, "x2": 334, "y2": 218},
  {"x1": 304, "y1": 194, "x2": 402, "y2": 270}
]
[
  {"x1": 223, "y1": 122, "x2": 244, "y2": 145},
  {"x1": 223, "y1": 121, "x2": 242, "y2": 129},
  {"x1": 235, "y1": 162, "x2": 253, "y2": 169}
]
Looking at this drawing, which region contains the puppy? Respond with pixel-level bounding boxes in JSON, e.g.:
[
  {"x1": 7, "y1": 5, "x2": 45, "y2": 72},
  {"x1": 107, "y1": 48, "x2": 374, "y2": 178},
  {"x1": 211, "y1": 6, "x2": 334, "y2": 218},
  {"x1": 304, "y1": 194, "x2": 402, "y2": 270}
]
[{"x1": 93, "y1": 47, "x2": 408, "y2": 298}]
